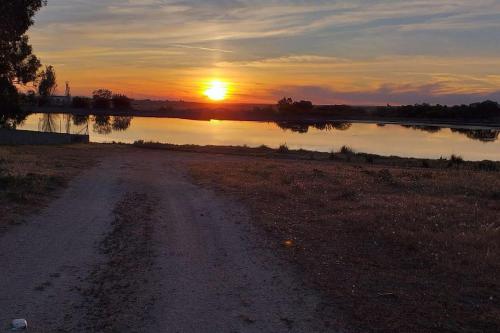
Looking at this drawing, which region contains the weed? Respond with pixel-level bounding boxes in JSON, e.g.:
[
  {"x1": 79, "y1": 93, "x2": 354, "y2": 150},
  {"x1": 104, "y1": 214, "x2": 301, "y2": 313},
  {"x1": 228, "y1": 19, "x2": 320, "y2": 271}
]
[
  {"x1": 340, "y1": 145, "x2": 354, "y2": 155},
  {"x1": 448, "y1": 154, "x2": 464, "y2": 168},
  {"x1": 278, "y1": 143, "x2": 289, "y2": 153}
]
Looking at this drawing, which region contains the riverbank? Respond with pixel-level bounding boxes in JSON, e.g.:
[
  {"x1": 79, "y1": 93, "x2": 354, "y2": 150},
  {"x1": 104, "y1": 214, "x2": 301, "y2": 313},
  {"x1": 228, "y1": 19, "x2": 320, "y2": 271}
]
[
  {"x1": 32, "y1": 105, "x2": 500, "y2": 129},
  {"x1": 1, "y1": 143, "x2": 499, "y2": 332}
]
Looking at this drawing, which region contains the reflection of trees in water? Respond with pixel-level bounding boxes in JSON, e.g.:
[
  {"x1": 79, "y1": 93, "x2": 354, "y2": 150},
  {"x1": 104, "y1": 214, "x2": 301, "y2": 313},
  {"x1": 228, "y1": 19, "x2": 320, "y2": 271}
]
[
  {"x1": 402, "y1": 124, "x2": 499, "y2": 142},
  {"x1": 71, "y1": 115, "x2": 89, "y2": 135},
  {"x1": 72, "y1": 114, "x2": 89, "y2": 126},
  {"x1": 314, "y1": 122, "x2": 352, "y2": 131},
  {"x1": 451, "y1": 128, "x2": 500, "y2": 142},
  {"x1": 401, "y1": 125, "x2": 442, "y2": 133},
  {"x1": 92, "y1": 115, "x2": 133, "y2": 135},
  {"x1": 112, "y1": 116, "x2": 133, "y2": 131},
  {"x1": 38, "y1": 114, "x2": 87, "y2": 134},
  {"x1": 40, "y1": 114, "x2": 59, "y2": 133},
  {"x1": 276, "y1": 121, "x2": 352, "y2": 133},
  {"x1": 93, "y1": 115, "x2": 112, "y2": 135},
  {"x1": 0, "y1": 112, "x2": 28, "y2": 129}
]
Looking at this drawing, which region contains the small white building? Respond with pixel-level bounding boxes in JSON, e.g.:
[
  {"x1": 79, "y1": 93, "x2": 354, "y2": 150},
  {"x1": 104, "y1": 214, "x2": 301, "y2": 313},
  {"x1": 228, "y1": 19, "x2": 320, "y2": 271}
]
[
  {"x1": 48, "y1": 82, "x2": 72, "y2": 107},
  {"x1": 48, "y1": 95, "x2": 72, "y2": 107}
]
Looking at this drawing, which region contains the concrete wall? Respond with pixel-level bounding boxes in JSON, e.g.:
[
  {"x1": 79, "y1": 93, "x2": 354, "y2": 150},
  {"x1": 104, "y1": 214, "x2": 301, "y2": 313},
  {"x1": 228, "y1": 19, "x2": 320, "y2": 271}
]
[{"x1": 0, "y1": 129, "x2": 89, "y2": 145}]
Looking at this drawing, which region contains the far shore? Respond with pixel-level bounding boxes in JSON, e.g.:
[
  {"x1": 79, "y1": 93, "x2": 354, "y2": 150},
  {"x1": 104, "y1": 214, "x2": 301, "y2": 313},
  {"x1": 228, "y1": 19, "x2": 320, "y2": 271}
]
[{"x1": 29, "y1": 106, "x2": 500, "y2": 130}]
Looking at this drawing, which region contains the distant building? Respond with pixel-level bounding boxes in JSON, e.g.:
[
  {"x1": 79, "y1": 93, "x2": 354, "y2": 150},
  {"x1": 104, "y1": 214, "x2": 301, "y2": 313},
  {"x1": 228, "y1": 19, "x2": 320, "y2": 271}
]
[
  {"x1": 48, "y1": 95, "x2": 72, "y2": 106},
  {"x1": 48, "y1": 82, "x2": 72, "y2": 107}
]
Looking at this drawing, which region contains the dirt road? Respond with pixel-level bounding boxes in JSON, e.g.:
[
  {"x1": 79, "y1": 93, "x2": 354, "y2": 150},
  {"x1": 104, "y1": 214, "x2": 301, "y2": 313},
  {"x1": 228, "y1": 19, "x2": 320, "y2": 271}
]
[{"x1": 0, "y1": 149, "x2": 334, "y2": 332}]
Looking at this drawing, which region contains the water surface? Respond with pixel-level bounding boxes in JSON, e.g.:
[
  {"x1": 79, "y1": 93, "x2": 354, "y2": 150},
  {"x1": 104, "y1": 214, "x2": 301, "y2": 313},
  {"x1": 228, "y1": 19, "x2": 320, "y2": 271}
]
[{"x1": 17, "y1": 113, "x2": 500, "y2": 161}]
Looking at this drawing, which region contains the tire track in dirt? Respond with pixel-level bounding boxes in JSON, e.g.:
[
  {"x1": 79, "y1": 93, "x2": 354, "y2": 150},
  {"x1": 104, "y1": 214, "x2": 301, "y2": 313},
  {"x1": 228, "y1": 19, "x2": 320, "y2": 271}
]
[{"x1": 76, "y1": 192, "x2": 159, "y2": 332}]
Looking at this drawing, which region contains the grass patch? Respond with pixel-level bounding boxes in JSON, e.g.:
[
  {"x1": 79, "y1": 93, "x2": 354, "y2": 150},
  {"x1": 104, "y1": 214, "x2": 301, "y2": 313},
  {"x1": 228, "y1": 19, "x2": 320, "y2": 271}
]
[
  {"x1": 0, "y1": 144, "x2": 105, "y2": 229},
  {"x1": 190, "y1": 157, "x2": 500, "y2": 333}
]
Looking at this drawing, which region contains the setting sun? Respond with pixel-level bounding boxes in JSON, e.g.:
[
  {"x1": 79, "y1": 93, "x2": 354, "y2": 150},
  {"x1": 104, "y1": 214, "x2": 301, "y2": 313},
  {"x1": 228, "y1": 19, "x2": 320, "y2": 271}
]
[{"x1": 203, "y1": 80, "x2": 229, "y2": 101}]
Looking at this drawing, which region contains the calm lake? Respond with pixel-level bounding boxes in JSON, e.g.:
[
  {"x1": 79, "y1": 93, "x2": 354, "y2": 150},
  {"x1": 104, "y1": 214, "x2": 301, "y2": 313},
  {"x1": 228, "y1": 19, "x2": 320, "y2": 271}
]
[{"x1": 18, "y1": 113, "x2": 500, "y2": 161}]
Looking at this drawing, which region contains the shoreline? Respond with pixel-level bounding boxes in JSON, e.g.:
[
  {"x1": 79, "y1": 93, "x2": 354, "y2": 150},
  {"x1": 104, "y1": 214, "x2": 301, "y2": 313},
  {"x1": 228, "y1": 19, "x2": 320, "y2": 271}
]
[
  {"x1": 130, "y1": 141, "x2": 500, "y2": 167},
  {"x1": 31, "y1": 107, "x2": 500, "y2": 130}
]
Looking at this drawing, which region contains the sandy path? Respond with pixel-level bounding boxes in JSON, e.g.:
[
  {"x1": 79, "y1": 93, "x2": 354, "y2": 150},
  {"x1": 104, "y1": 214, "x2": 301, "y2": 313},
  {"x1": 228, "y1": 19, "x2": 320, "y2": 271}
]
[{"x1": 0, "y1": 149, "x2": 334, "y2": 332}]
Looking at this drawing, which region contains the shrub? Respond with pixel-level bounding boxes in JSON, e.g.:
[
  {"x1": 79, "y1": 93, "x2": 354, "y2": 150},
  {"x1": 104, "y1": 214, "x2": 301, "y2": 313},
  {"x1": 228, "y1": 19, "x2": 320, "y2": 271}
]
[
  {"x1": 340, "y1": 145, "x2": 354, "y2": 155},
  {"x1": 112, "y1": 94, "x2": 132, "y2": 109},
  {"x1": 277, "y1": 97, "x2": 314, "y2": 113},
  {"x1": 448, "y1": 154, "x2": 464, "y2": 168},
  {"x1": 278, "y1": 144, "x2": 289, "y2": 153},
  {"x1": 72, "y1": 96, "x2": 91, "y2": 109},
  {"x1": 92, "y1": 89, "x2": 112, "y2": 109}
]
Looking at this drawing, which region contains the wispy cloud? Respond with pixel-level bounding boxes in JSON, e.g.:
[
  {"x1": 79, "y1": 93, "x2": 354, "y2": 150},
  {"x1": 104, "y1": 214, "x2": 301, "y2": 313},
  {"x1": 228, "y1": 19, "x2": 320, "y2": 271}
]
[
  {"x1": 28, "y1": 0, "x2": 500, "y2": 103},
  {"x1": 271, "y1": 84, "x2": 500, "y2": 106}
]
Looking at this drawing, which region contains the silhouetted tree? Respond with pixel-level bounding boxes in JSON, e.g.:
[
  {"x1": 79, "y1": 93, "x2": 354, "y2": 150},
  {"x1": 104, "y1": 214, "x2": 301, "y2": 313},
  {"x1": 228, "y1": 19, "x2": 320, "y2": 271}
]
[
  {"x1": 375, "y1": 101, "x2": 500, "y2": 120},
  {"x1": 92, "y1": 89, "x2": 112, "y2": 109},
  {"x1": 293, "y1": 100, "x2": 313, "y2": 112},
  {"x1": 38, "y1": 65, "x2": 57, "y2": 97},
  {"x1": 277, "y1": 97, "x2": 294, "y2": 113},
  {"x1": 277, "y1": 97, "x2": 314, "y2": 113},
  {"x1": 0, "y1": 0, "x2": 45, "y2": 114},
  {"x1": 0, "y1": 78, "x2": 25, "y2": 128},
  {"x1": 112, "y1": 94, "x2": 131, "y2": 109},
  {"x1": 37, "y1": 65, "x2": 57, "y2": 105}
]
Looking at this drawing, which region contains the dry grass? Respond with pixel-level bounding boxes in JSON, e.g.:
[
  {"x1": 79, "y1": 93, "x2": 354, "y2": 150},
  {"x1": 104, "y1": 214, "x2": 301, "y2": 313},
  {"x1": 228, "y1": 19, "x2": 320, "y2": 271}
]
[
  {"x1": 0, "y1": 144, "x2": 110, "y2": 230},
  {"x1": 190, "y1": 158, "x2": 500, "y2": 333}
]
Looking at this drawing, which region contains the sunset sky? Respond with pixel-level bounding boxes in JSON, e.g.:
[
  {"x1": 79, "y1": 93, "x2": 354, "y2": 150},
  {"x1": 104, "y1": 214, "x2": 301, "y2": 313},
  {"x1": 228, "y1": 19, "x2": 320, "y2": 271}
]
[{"x1": 30, "y1": 0, "x2": 500, "y2": 105}]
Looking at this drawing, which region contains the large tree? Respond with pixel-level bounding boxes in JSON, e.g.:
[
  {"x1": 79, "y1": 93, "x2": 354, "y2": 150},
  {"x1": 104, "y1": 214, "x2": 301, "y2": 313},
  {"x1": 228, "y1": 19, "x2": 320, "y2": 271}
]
[
  {"x1": 0, "y1": 0, "x2": 46, "y2": 116},
  {"x1": 38, "y1": 65, "x2": 57, "y2": 97}
]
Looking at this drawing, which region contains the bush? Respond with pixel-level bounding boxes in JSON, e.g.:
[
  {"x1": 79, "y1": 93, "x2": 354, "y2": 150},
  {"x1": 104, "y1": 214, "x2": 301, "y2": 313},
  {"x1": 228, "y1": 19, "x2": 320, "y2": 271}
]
[
  {"x1": 92, "y1": 89, "x2": 112, "y2": 109},
  {"x1": 112, "y1": 94, "x2": 132, "y2": 109},
  {"x1": 340, "y1": 145, "x2": 354, "y2": 155},
  {"x1": 277, "y1": 97, "x2": 314, "y2": 113},
  {"x1": 278, "y1": 144, "x2": 289, "y2": 153},
  {"x1": 448, "y1": 154, "x2": 464, "y2": 168},
  {"x1": 72, "y1": 96, "x2": 91, "y2": 109}
]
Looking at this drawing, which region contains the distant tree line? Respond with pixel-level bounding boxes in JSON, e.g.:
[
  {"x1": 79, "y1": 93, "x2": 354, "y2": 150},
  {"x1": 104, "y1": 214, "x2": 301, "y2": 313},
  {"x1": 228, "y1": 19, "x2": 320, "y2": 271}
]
[
  {"x1": 251, "y1": 98, "x2": 500, "y2": 121},
  {"x1": 71, "y1": 89, "x2": 132, "y2": 110},
  {"x1": 277, "y1": 97, "x2": 314, "y2": 113},
  {"x1": 375, "y1": 100, "x2": 500, "y2": 120}
]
